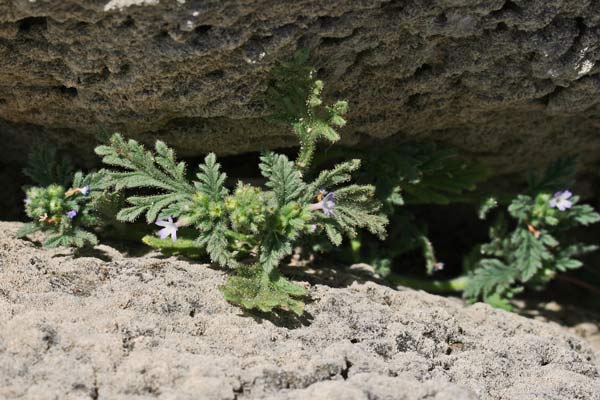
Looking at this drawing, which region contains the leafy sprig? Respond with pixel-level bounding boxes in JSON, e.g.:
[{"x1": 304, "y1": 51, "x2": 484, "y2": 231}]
[{"x1": 465, "y1": 188, "x2": 599, "y2": 309}]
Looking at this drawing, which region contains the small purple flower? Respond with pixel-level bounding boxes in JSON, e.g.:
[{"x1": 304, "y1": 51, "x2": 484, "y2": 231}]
[
  {"x1": 433, "y1": 262, "x2": 445, "y2": 272},
  {"x1": 310, "y1": 191, "x2": 336, "y2": 216},
  {"x1": 310, "y1": 224, "x2": 318, "y2": 232},
  {"x1": 155, "y1": 217, "x2": 179, "y2": 242},
  {"x1": 549, "y1": 190, "x2": 573, "y2": 211},
  {"x1": 66, "y1": 209, "x2": 77, "y2": 219},
  {"x1": 80, "y1": 185, "x2": 90, "y2": 195}
]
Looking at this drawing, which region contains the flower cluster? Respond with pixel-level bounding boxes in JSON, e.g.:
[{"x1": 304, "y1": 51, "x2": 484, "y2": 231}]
[{"x1": 18, "y1": 177, "x2": 98, "y2": 248}]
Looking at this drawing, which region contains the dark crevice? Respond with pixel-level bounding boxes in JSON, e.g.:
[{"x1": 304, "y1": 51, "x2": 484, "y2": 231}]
[
  {"x1": 321, "y1": 36, "x2": 348, "y2": 46},
  {"x1": 340, "y1": 359, "x2": 352, "y2": 380},
  {"x1": 232, "y1": 384, "x2": 244, "y2": 400},
  {"x1": 194, "y1": 25, "x2": 212, "y2": 35},
  {"x1": 413, "y1": 63, "x2": 434, "y2": 80},
  {"x1": 90, "y1": 371, "x2": 99, "y2": 400},
  {"x1": 434, "y1": 13, "x2": 448, "y2": 26},
  {"x1": 18, "y1": 16, "x2": 48, "y2": 33},
  {"x1": 491, "y1": 0, "x2": 523, "y2": 18},
  {"x1": 540, "y1": 358, "x2": 550, "y2": 366},
  {"x1": 576, "y1": 17, "x2": 587, "y2": 35},
  {"x1": 205, "y1": 70, "x2": 224, "y2": 80},
  {"x1": 406, "y1": 93, "x2": 421, "y2": 109},
  {"x1": 117, "y1": 64, "x2": 131, "y2": 76},
  {"x1": 495, "y1": 22, "x2": 509, "y2": 32},
  {"x1": 318, "y1": 16, "x2": 338, "y2": 29},
  {"x1": 382, "y1": 0, "x2": 405, "y2": 11},
  {"x1": 502, "y1": 0, "x2": 523, "y2": 13},
  {"x1": 537, "y1": 86, "x2": 562, "y2": 106},
  {"x1": 58, "y1": 86, "x2": 78, "y2": 98},
  {"x1": 122, "y1": 15, "x2": 135, "y2": 28}
]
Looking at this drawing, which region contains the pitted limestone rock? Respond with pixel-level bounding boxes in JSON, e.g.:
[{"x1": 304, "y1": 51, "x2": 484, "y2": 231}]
[{"x1": 1, "y1": 0, "x2": 600, "y2": 167}]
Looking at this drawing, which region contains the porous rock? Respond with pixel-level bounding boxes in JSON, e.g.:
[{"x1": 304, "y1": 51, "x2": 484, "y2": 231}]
[
  {"x1": 3, "y1": 0, "x2": 600, "y2": 218},
  {"x1": 0, "y1": 221, "x2": 598, "y2": 399}
]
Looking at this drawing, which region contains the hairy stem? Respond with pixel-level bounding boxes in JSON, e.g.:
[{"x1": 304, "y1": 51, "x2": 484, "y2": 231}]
[{"x1": 295, "y1": 129, "x2": 315, "y2": 171}]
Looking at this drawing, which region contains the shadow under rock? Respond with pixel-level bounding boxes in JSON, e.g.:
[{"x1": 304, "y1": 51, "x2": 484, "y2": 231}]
[
  {"x1": 71, "y1": 246, "x2": 113, "y2": 261},
  {"x1": 243, "y1": 308, "x2": 315, "y2": 329},
  {"x1": 514, "y1": 296, "x2": 600, "y2": 329},
  {"x1": 99, "y1": 238, "x2": 154, "y2": 258},
  {"x1": 280, "y1": 261, "x2": 389, "y2": 289}
]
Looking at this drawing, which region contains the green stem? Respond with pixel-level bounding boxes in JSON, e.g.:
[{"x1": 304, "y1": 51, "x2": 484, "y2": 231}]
[
  {"x1": 386, "y1": 273, "x2": 469, "y2": 294},
  {"x1": 224, "y1": 229, "x2": 254, "y2": 243},
  {"x1": 295, "y1": 124, "x2": 315, "y2": 172}
]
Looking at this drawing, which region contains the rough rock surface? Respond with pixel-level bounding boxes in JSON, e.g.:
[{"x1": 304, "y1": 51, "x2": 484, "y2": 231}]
[
  {"x1": 1, "y1": 221, "x2": 599, "y2": 400},
  {"x1": 2, "y1": 0, "x2": 600, "y2": 166}
]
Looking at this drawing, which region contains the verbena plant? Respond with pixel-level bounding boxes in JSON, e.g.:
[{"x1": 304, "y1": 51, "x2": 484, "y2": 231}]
[
  {"x1": 311, "y1": 143, "x2": 488, "y2": 276},
  {"x1": 93, "y1": 74, "x2": 387, "y2": 315},
  {"x1": 463, "y1": 158, "x2": 600, "y2": 309},
  {"x1": 17, "y1": 146, "x2": 102, "y2": 247}
]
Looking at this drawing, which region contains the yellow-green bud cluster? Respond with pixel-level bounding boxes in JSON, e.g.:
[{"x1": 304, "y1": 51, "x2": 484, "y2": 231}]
[
  {"x1": 185, "y1": 192, "x2": 225, "y2": 222},
  {"x1": 25, "y1": 185, "x2": 70, "y2": 224},
  {"x1": 530, "y1": 193, "x2": 562, "y2": 226},
  {"x1": 226, "y1": 185, "x2": 266, "y2": 234}
]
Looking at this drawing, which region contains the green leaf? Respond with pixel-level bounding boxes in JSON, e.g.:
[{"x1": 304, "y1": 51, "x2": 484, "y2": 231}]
[
  {"x1": 266, "y1": 48, "x2": 314, "y2": 124},
  {"x1": 512, "y1": 228, "x2": 551, "y2": 281},
  {"x1": 312, "y1": 120, "x2": 340, "y2": 142},
  {"x1": 555, "y1": 258, "x2": 582, "y2": 271},
  {"x1": 195, "y1": 153, "x2": 229, "y2": 200},
  {"x1": 220, "y1": 265, "x2": 307, "y2": 316},
  {"x1": 309, "y1": 159, "x2": 361, "y2": 196},
  {"x1": 508, "y1": 195, "x2": 532, "y2": 221},
  {"x1": 324, "y1": 224, "x2": 342, "y2": 246},
  {"x1": 479, "y1": 197, "x2": 498, "y2": 220},
  {"x1": 570, "y1": 204, "x2": 600, "y2": 226},
  {"x1": 320, "y1": 184, "x2": 388, "y2": 241},
  {"x1": 71, "y1": 229, "x2": 98, "y2": 248},
  {"x1": 197, "y1": 222, "x2": 238, "y2": 268},
  {"x1": 116, "y1": 205, "x2": 150, "y2": 222},
  {"x1": 96, "y1": 134, "x2": 195, "y2": 223},
  {"x1": 16, "y1": 223, "x2": 40, "y2": 238},
  {"x1": 260, "y1": 152, "x2": 305, "y2": 206},
  {"x1": 23, "y1": 145, "x2": 74, "y2": 187},
  {"x1": 142, "y1": 235, "x2": 205, "y2": 258},
  {"x1": 43, "y1": 234, "x2": 65, "y2": 248},
  {"x1": 464, "y1": 258, "x2": 517, "y2": 302},
  {"x1": 528, "y1": 156, "x2": 577, "y2": 193}
]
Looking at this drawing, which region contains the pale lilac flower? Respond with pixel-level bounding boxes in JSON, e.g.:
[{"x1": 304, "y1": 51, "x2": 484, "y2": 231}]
[
  {"x1": 66, "y1": 210, "x2": 77, "y2": 219},
  {"x1": 549, "y1": 190, "x2": 573, "y2": 211},
  {"x1": 310, "y1": 224, "x2": 318, "y2": 232},
  {"x1": 433, "y1": 262, "x2": 445, "y2": 272},
  {"x1": 66, "y1": 185, "x2": 91, "y2": 197},
  {"x1": 155, "y1": 217, "x2": 179, "y2": 241},
  {"x1": 310, "y1": 191, "x2": 336, "y2": 216}
]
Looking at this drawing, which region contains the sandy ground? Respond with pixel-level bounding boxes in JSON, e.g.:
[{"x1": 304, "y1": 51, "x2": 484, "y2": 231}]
[{"x1": 0, "y1": 222, "x2": 598, "y2": 399}]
